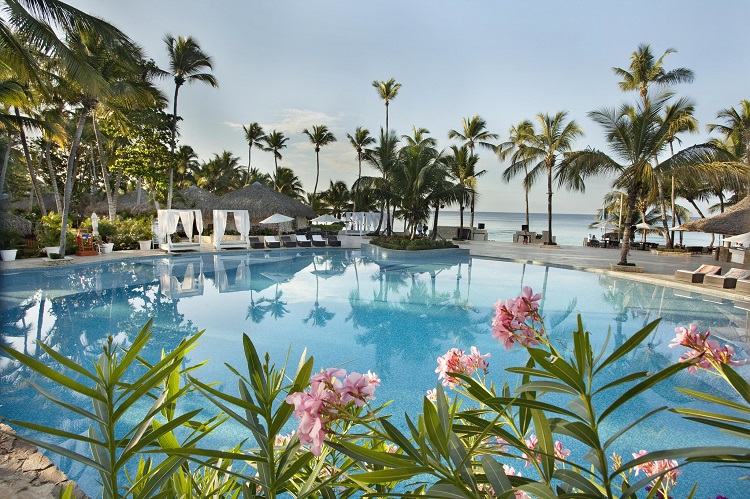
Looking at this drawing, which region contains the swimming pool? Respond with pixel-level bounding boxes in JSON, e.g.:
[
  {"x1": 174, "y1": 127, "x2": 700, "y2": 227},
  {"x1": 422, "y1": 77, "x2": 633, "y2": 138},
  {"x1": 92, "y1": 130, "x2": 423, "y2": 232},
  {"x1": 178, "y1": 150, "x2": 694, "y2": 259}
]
[{"x1": 1, "y1": 249, "x2": 747, "y2": 496}]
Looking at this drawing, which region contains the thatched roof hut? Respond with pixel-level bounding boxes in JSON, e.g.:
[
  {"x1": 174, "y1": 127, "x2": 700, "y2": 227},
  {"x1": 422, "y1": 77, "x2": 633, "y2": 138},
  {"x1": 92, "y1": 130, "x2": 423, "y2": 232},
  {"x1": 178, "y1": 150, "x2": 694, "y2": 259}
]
[
  {"x1": 682, "y1": 195, "x2": 750, "y2": 235},
  {"x1": 85, "y1": 188, "x2": 152, "y2": 216},
  {"x1": 0, "y1": 212, "x2": 33, "y2": 235},
  {"x1": 212, "y1": 182, "x2": 314, "y2": 223},
  {"x1": 172, "y1": 186, "x2": 218, "y2": 218}
]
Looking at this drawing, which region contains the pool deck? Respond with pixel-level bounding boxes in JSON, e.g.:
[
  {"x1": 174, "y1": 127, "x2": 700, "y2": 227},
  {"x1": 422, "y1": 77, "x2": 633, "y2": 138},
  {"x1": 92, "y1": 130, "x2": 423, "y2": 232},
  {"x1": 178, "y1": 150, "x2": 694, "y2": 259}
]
[{"x1": 0, "y1": 236, "x2": 748, "y2": 497}]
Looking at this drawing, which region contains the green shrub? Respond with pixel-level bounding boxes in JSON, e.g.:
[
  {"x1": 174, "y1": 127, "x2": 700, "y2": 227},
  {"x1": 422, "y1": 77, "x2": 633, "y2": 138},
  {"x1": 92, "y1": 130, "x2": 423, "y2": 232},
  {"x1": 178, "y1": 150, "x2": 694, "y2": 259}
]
[
  {"x1": 371, "y1": 235, "x2": 458, "y2": 251},
  {"x1": 36, "y1": 213, "x2": 76, "y2": 254},
  {"x1": 0, "y1": 228, "x2": 23, "y2": 249}
]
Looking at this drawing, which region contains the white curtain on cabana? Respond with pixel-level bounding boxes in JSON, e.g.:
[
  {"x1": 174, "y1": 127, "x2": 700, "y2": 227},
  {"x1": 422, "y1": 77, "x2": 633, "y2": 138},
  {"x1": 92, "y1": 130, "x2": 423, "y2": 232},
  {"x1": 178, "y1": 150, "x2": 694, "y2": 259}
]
[
  {"x1": 157, "y1": 210, "x2": 204, "y2": 250},
  {"x1": 212, "y1": 210, "x2": 250, "y2": 249}
]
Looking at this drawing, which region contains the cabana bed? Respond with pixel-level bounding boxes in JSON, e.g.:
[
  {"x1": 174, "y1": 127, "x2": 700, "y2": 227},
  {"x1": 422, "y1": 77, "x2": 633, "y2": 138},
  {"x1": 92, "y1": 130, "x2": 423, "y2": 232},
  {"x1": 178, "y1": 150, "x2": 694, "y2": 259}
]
[
  {"x1": 212, "y1": 210, "x2": 251, "y2": 250},
  {"x1": 157, "y1": 209, "x2": 204, "y2": 253}
]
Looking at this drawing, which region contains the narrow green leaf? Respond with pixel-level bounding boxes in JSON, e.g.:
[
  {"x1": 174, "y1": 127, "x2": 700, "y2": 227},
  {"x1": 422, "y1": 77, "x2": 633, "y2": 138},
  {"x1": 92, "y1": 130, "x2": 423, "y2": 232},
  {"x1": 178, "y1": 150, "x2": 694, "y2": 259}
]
[
  {"x1": 35, "y1": 342, "x2": 97, "y2": 382},
  {"x1": 109, "y1": 320, "x2": 155, "y2": 383},
  {"x1": 276, "y1": 452, "x2": 316, "y2": 485},
  {"x1": 243, "y1": 334, "x2": 268, "y2": 395},
  {"x1": 327, "y1": 441, "x2": 416, "y2": 467},
  {"x1": 603, "y1": 406, "x2": 666, "y2": 450},
  {"x1": 350, "y1": 466, "x2": 431, "y2": 484},
  {"x1": 117, "y1": 410, "x2": 201, "y2": 467},
  {"x1": 527, "y1": 348, "x2": 586, "y2": 393},
  {"x1": 380, "y1": 418, "x2": 420, "y2": 459},
  {"x1": 516, "y1": 482, "x2": 560, "y2": 499},
  {"x1": 595, "y1": 319, "x2": 659, "y2": 374},
  {"x1": 599, "y1": 363, "x2": 686, "y2": 422},
  {"x1": 506, "y1": 367, "x2": 556, "y2": 379},
  {"x1": 131, "y1": 455, "x2": 186, "y2": 499},
  {"x1": 531, "y1": 409, "x2": 555, "y2": 481},
  {"x1": 424, "y1": 397, "x2": 449, "y2": 458},
  {"x1": 0, "y1": 424, "x2": 103, "y2": 472},
  {"x1": 448, "y1": 432, "x2": 476, "y2": 491},
  {"x1": 436, "y1": 383, "x2": 451, "y2": 430},
  {"x1": 425, "y1": 483, "x2": 473, "y2": 498},
  {"x1": 675, "y1": 388, "x2": 750, "y2": 413},
  {"x1": 482, "y1": 455, "x2": 512, "y2": 494},
  {"x1": 593, "y1": 371, "x2": 650, "y2": 395},
  {"x1": 572, "y1": 318, "x2": 590, "y2": 374},
  {"x1": 516, "y1": 380, "x2": 580, "y2": 395},
  {"x1": 549, "y1": 419, "x2": 601, "y2": 449},
  {"x1": 553, "y1": 469, "x2": 606, "y2": 496},
  {"x1": 25, "y1": 380, "x2": 101, "y2": 423},
  {"x1": 719, "y1": 364, "x2": 750, "y2": 405}
]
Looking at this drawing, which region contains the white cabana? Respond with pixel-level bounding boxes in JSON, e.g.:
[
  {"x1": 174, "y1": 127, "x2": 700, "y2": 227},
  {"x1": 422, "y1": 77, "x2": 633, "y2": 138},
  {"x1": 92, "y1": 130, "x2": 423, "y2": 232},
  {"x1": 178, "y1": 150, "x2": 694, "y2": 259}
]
[
  {"x1": 157, "y1": 209, "x2": 204, "y2": 253},
  {"x1": 212, "y1": 210, "x2": 251, "y2": 250},
  {"x1": 214, "y1": 254, "x2": 252, "y2": 292},
  {"x1": 157, "y1": 257, "x2": 205, "y2": 298}
]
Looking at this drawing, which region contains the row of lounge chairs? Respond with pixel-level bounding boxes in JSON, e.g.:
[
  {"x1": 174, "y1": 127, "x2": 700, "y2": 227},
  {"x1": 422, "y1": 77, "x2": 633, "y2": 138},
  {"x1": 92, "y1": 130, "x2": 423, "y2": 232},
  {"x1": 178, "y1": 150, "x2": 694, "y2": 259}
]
[
  {"x1": 247, "y1": 234, "x2": 342, "y2": 249},
  {"x1": 674, "y1": 264, "x2": 750, "y2": 292}
]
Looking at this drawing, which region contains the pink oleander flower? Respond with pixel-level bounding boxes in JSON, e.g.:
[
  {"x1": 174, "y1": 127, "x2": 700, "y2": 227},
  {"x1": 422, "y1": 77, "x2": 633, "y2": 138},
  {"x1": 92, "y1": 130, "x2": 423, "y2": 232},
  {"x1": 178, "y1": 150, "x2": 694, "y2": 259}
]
[
  {"x1": 426, "y1": 389, "x2": 437, "y2": 402},
  {"x1": 554, "y1": 440, "x2": 571, "y2": 461},
  {"x1": 491, "y1": 287, "x2": 544, "y2": 350},
  {"x1": 274, "y1": 432, "x2": 294, "y2": 447},
  {"x1": 632, "y1": 450, "x2": 681, "y2": 494},
  {"x1": 670, "y1": 324, "x2": 747, "y2": 374},
  {"x1": 524, "y1": 434, "x2": 540, "y2": 467},
  {"x1": 286, "y1": 368, "x2": 379, "y2": 456},
  {"x1": 435, "y1": 346, "x2": 490, "y2": 388}
]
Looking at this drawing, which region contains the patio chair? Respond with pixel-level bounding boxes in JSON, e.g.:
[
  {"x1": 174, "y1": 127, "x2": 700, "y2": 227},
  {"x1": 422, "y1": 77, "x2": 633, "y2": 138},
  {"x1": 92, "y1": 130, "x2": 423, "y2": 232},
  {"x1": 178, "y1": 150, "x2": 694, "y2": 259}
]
[
  {"x1": 327, "y1": 235, "x2": 342, "y2": 247},
  {"x1": 311, "y1": 234, "x2": 327, "y2": 247},
  {"x1": 280, "y1": 235, "x2": 297, "y2": 248},
  {"x1": 703, "y1": 268, "x2": 750, "y2": 289},
  {"x1": 248, "y1": 236, "x2": 265, "y2": 249},
  {"x1": 296, "y1": 234, "x2": 312, "y2": 247},
  {"x1": 264, "y1": 236, "x2": 281, "y2": 248},
  {"x1": 674, "y1": 264, "x2": 722, "y2": 283}
]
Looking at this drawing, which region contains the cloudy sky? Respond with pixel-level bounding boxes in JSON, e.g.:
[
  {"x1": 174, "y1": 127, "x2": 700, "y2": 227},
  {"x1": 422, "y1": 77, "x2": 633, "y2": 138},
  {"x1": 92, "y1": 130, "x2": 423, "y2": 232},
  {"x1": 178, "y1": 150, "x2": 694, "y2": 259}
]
[{"x1": 74, "y1": 0, "x2": 749, "y2": 215}]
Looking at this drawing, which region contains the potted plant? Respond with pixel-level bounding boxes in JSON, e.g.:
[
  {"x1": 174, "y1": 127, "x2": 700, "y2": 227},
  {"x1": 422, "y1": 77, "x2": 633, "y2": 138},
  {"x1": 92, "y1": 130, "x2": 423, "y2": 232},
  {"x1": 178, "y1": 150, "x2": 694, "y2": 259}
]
[
  {"x1": 131, "y1": 218, "x2": 154, "y2": 251},
  {"x1": 0, "y1": 228, "x2": 22, "y2": 261}
]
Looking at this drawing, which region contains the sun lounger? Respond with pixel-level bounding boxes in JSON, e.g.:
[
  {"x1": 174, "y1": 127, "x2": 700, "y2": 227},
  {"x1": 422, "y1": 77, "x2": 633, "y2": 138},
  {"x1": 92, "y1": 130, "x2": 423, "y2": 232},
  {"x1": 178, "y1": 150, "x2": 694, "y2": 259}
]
[
  {"x1": 704, "y1": 268, "x2": 750, "y2": 289},
  {"x1": 674, "y1": 264, "x2": 722, "y2": 283},
  {"x1": 248, "y1": 236, "x2": 265, "y2": 249},
  {"x1": 280, "y1": 235, "x2": 297, "y2": 247},
  {"x1": 264, "y1": 236, "x2": 281, "y2": 248},
  {"x1": 736, "y1": 279, "x2": 750, "y2": 294},
  {"x1": 312, "y1": 234, "x2": 327, "y2": 247},
  {"x1": 327, "y1": 235, "x2": 342, "y2": 247},
  {"x1": 296, "y1": 235, "x2": 312, "y2": 247}
]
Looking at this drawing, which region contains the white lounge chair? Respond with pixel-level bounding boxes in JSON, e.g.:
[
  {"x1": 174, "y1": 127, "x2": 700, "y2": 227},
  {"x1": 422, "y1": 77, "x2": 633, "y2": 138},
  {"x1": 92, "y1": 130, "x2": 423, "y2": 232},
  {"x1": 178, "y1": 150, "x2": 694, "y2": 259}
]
[
  {"x1": 296, "y1": 235, "x2": 312, "y2": 247},
  {"x1": 264, "y1": 236, "x2": 281, "y2": 248},
  {"x1": 704, "y1": 268, "x2": 750, "y2": 289},
  {"x1": 311, "y1": 235, "x2": 327, "y2": 247},
  {"x1": 674, "y1": 264, "x2": 722, "y2": 283}
]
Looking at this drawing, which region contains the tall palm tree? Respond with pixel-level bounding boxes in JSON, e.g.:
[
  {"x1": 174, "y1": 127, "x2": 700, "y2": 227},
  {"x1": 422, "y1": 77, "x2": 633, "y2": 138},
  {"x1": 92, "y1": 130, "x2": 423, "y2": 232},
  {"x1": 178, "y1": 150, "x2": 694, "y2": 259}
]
[
  {"x1": 448, "y1": 115, "x2": 497, "y2": 230},
  {"x1": 194, "y1": 150, "x2": 242, "y2": 195},
  {"x1": 242, "y1": 122, "x2": 265, "y2": 176},
  {"x1": 302, "y1": 124, "x2": 336, "y2": 212},
  {"x1": 708, "y1": 99, "x2": 750, "y2": 193},
  {"x1": 565, "y1": 96, "x2": 691, "y2": 264},
  {"x1": 261, "y1": 130, "x2": 288, "y2": 191},
  {"x1": 498, "y1": 120, "x2": 536, "y2": 228},
  {"x1": 505, "y1": 112, "x2": 582, "y2": 245},
  {"x1": 347, "y1": 126, "x2": 374, "y2": 212},
  {"x1": 372, "y1": 78, "x2": 401, "y2": 134},
  {"x1": 361, "y1": 128, "x2": 400, "y2": 234},
  {"x1": 442, "y1": 145, "x2": 477, "y2": 235},
  {"x1": 164, "y1": 34, "x2": 218, "y2": 209},
  {"x1": 274, "y1": 166, "x2": 304, "y2": 200},
  {"x1": 174, "y1": 144, "x2": 199, "y2": 188},
  {"x1": 320, "y1": 180, "x2": 350, "y2": 218},
  {"x1": 612, "y1": 43, "x2": 694, "y2": 107},
  {"x1": 395, "y1": 134, "x2": 443, "y2": 238}
]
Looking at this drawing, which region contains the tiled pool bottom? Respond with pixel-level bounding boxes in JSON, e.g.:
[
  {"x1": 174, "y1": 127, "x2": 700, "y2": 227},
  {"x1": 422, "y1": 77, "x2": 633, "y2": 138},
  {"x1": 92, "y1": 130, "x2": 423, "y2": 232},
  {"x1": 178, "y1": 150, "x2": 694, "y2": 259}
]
[{"x1": 1, "y1": 250, "x2": 747, "y2": 497}]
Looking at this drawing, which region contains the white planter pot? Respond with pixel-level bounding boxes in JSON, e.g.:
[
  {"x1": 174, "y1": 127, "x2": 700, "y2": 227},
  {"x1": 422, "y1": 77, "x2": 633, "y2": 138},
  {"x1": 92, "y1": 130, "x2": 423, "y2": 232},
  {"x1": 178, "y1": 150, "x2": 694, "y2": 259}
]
[
  {"x1": 139, "y1": 240, "x2": 152, "y2": 251},
  {"x1": 103, "y1": 243, "x2": 114, "y2": 254},
  {"x1": 44, "y1": 246, "x2": 61, "y2": 258},
  {"x1": 1, "y1": 249, "x2": 18, "y2": 261}
]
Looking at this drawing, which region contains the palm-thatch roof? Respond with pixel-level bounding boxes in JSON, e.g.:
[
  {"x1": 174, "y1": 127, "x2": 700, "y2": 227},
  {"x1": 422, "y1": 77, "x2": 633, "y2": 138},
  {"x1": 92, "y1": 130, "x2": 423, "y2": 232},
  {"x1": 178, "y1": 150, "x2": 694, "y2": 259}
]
[
  {"x1": 0, "y1": 211, "x2": 33, "y2": 235},
  {"x1": 681, "y1": 195, "x2": 750, "y2": 235},
  {"x1": 172, "y1": 186, "x2": 218, "y2": 217},
  {"x1": 212, "y1": 182, "x2": 314, "y2": 223},
  {"x1": 7, "y1": 192, "x2": 58, "y2": 213},
  {"x1": 85, "y1": 188, "x2": 152, "y2": 216}
]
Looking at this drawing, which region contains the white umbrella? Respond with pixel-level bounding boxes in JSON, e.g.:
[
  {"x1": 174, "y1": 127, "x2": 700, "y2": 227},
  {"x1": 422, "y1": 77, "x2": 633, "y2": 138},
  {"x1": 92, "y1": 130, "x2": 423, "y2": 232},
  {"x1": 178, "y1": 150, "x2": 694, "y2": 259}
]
[
  {"x1": 668, "y1": 225, "x2": 687, "y2": 231},
  {"x1": 91, "y1": 212, "x2": 99, "y2": 236},
  {"x1": 592, "y1": 220, "x2": 619, "y2": 230},
  {"x1": 635, "y1": 222, "x2": 656, "y2": 246},
  {"x1": 260, "y1": 213, "x2": 294, "y2": 239},
  {"x1": 311, "y1": 214, "x2": 340, "y2": 225},
  {"x1": 724, "y1": 231, "x2": 750, "y2": 245}
]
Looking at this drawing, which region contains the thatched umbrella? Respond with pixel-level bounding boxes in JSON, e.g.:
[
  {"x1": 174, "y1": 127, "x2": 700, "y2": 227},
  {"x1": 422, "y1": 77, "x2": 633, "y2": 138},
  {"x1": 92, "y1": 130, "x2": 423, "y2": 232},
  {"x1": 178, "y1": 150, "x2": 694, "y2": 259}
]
[
  {"x1": 681, "y1": 195, "x2": 750, "y2": 235},
  {"x1": 0, "y1": 212, "x2": 33, "y2": 235},
  {"x1": 212, "y1": 182, "x2": 314, "y2": 223}
]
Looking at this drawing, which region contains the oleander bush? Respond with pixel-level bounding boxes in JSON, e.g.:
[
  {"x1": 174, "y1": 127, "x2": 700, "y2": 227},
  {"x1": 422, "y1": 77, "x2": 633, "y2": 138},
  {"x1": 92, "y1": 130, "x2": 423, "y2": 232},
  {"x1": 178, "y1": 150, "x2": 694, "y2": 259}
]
[{"x1": 0, "y1": 289, "x2": 747, "y2": 498}]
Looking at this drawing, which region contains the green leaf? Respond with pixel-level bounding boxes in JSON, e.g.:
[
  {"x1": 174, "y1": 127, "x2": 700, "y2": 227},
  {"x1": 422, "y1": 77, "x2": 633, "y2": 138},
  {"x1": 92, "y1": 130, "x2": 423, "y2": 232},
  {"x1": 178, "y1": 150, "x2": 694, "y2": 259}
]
[
  {"x1": 572, "y1": 318, "x2": 592, "y2": 374},
  {"x1": 24, "y1": 380, "x2": 101, "y2": 423},
  {"x1": 593, "y1": 371, "x2": 650, "y2": 395},
  {"x1": 117, "y1": 409, "x2": 201, "y2": 468},
  {"x1": 599, "y1": 363, "x2": 686, "y2": 422},
  {"x1": 603, "y1": 406, "x2": 666, "y2": 450},
  {"x1": 448, "y1": 432, "x2": 476, "y2": 491},
  {"x1": 549, "y1": 419, "x2": 601, "y2": 449},
  {"x1": 506, "y1": 367, "x2": 556, "y2": 379},
  {"x1": 380, "y1": 419, "x2": 420, "y2": 459},
  {"x1": 424, "y1": 396, "x2": 449, "y2": 458},
  {"x1": 516, "y1": 380, "x2": 580, "y2": 395},
  {"x1": 327, "y1": 441, "x2": 416, "y2": 467},
  {"x1": 531, "y1": 409, "x2": 555, "y2": 481},
  {"x1": 243, "y1": 334, "x2": 268, "y2": 395},
  {"x1": 36, "y1": 341, "x2": 97, "y2": 382},
  {"x1": 526, "y1": 348, "x2": 586, "y2": 393},
  {"x1": 109, "y1": 320, "x2": 155, "y2": 383},
  {"x1": 482, "y1": 455, "x2": 512, "y2": 494},
  {"x1": 515, "y1": 482, "x2": 560, "y2": 499},
  {"x1": 674, "y1": 388, "x2": 750, "y2": 413},
  {"x1": 350, "y1": 466, "x2": 431, "y2": 484},
  {"x1": 553, "y1": 469, "x2": 606, "y2": 497},
  {"x1": 425, "y1": 483, "x2": 473, "y2": 498},
  {"x1": 595, "y1": 319, "x2": 659, "y2": 374},
  {"x1": 719, "y1": 364, "x2": 750, "y2": 405}
]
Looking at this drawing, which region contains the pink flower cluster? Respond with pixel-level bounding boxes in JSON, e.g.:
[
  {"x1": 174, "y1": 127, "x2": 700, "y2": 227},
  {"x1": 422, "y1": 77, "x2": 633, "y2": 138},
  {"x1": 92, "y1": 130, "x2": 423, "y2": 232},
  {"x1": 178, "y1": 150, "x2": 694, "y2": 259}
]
[
  {"x1": 632, "y1": 450, "x2": 681, "y2": 492},
  {"x1": 523, "y1": 434, "x2": 570, "y2": 467},
  {"x1": 285, "y1": 368, "x2": 380, "y2": 455},
  {"x1": 669, "y1": 324, "x2": 746, "y2": 374},
  {"x1": 477, "y1": 466, "x2": 529, "y2": 499},
  {"x1": 491, "y1": 287, "x2": 544, "y2": 350},
  {"x1": 435, "y1": 346, "x2": 490, "y2": 388}
]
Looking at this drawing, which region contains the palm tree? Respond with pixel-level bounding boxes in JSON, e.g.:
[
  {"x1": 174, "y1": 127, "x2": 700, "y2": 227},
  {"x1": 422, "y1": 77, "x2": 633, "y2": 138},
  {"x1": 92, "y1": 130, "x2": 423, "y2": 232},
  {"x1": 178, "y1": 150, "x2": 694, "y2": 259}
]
[
  {"x1": 565, "y1": 96, "x2": 691, "y2": 264},
  {"x1": 498, "y1": 120, "x2": 536, "y2": 229},
  {"x1": 612, "y1": 43, "x2": 694, "y2": 107},
  {"x1": 194, "y1": 150, "x2": 242, "y2": 195},
  {"x1": 261, "y1": 130, "x2": 288, "y2": 191},
  {"x1": 442, "y1": 145, "x2": 477, "y2": 235},
  {"x1": 708, "y1": 99, "x2": 750, "y2": 192},
  {"x1": 163, "y1": 34, "x2": 218, "y2": 209},
  {"x1": 448, "y1": 116, "x2": 497, "y2": 230},
  {"x1": 242, "y1": 122, "x2": 265, "y2": 176},
  {"x1": 302, "y1": 124, "x2": 336, "y2": 212},
  {"x1": 274, "y1": 166, "x2": 304, "y2": 200},
  {"x1": 320, "y1": 180, "x2": 350, "y2": 218},
  {"x1": 395, "y1": 133, "x2": 443, "y2": 238},
  {"x1": 372, "y1": 78, "x2": 401, "y2": 134},
  {"x1": 362, "y1": 129, "x2": 400, "y2": 234},
  {"x1": 505, "y1": 112, "x2": 583, "y2": 245},
  {"x1": 347, "y1": 126, "x2": 375, "y2": 212},
  {"x1": 174, "y1": 144, "x2": 199, "y2": 188}
]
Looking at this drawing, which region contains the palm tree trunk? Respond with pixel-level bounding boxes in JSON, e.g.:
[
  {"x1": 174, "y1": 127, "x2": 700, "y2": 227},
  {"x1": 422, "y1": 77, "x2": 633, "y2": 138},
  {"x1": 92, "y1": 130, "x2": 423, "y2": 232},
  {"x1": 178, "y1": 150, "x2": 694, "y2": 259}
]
[
  {"x1": 92, "y1": 112, "x2": 119, "y2": 219},
  {"x1": 385, "y1": 102, "x2": 389, "y2": 136},
  {"x1": 247, "y1": 144, "x2": 252, "y2": 177},
  {"x1": 432, "y1": 203, "x2": 440, "y2": 240},
  {"x1": 44, "y1": 141, "x2": 63, "y2": 213},
  {"x1": 354, "y1": 154, "x2": 362, "y2": 213},
  {"x1": 15, "y1": 108, "x2": 46, "y2": 215},
  {"x1": 60, "y1": 104, "x2": 93, "y2": 254},
  {"x1": 168, "y1": 83, "x2": 182, "y2": 210},
  {"x1": 546, "y1": 162, "x2": 553, "y2": 244},
  {"x1": 0, "y1": 136, "x2": 11, "y2": 197},
  {"x1": 312, "y1": 151, "x2": 320, "y2": 212},
  {"x1": 459, "y1": 204, "x2": 465, "y2": 237},
  {"x1": 273, "y1": 156, "x2": 278, "y2": 191},
  {"x1": 619, "y1": 184, "x2": 639, "y2": 265},
  {"x1": 656, "y1": 174, "x2": 672, "y2": 248}
]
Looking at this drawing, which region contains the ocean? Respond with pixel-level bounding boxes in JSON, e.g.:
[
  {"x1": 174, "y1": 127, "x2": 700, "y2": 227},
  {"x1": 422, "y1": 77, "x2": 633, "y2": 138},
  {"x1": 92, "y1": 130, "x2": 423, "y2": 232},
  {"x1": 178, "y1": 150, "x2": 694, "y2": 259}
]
[{"x1": 423, "y1": 211, "x2": 717, "y2": 248}]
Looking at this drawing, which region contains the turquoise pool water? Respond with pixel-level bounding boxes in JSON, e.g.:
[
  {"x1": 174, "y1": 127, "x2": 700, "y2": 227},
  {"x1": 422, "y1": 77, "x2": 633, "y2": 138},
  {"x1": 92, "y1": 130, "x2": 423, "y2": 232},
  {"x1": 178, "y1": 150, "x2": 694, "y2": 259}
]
[{"x1": 1, "y1": 249, "x2": 747, "y2": 497}]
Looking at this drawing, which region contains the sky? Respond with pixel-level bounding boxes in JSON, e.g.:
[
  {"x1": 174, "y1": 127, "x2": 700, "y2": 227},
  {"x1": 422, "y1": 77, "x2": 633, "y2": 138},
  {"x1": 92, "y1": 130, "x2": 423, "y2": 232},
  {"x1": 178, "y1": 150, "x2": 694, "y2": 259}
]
[{"x1": 73, "y1": 0, "x2": 749, "y2": 215}]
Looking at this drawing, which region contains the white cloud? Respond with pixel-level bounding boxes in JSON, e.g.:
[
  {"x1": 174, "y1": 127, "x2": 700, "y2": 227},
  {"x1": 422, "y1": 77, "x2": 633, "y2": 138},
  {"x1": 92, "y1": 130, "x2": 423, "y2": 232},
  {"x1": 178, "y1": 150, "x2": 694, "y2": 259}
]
[{"x1": 261, "y1": 109, "x2": 345, "y2": 136}]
